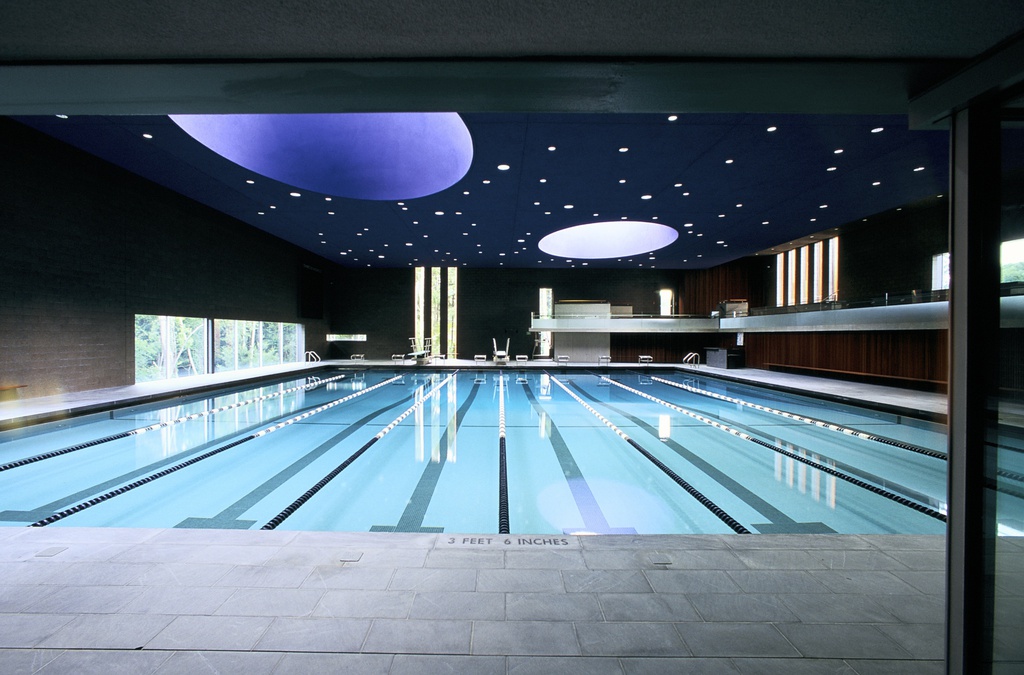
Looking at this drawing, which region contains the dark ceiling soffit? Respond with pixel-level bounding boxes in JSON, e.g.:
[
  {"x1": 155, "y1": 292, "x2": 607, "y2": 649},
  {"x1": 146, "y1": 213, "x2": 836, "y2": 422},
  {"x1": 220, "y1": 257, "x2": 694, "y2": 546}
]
[
  {"x1": 909, "y1": 30, "x2": 1024, "y2": 128},
  {"x1": 0, "y1": 59, "x2": 960, "y2": 116}
]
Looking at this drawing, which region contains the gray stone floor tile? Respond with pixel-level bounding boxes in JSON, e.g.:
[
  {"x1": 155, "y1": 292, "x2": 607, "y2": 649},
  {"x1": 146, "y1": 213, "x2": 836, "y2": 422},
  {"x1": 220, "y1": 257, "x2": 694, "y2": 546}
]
[
  {"x1": 860, "y1": 535, "x2": 946, "y2": 551},
  {"x1": 0, "y1": 562, "x2": 67, "y2": 585},
  {"x1": 388, "y1": 567, "x2": 477, "y2": 592},
  {"x1": 810, "y1": 549, "x2": 909, "y2": 571},
  {"x1": 147, "y1": 615, "x2": 273, "y2": 651},
  {"x1": 0, "y1": 648, "x2": 63, "y2": 675},
  {"x1": 726, "y1": 570, "x2": 830, "y2": 594},
  {"x1": 61, "y1": 561, "x2": 154, "y2": 585},
  {"x1": 24, "y1": 585, "x2": 145, "y2": 614},
  {"x1": 472, "y1": 620, "x2": 580, "y2": 656},
  {"x1": 731, "y1": 549, "x2": 831, "y2": 570},
  {"x1": 576, "y1": 621, "x2": 689, "y2": 657},
  {"x1": 410, "y1": 591, "x2": 505, "y2": 620},
  {"x1": 505, "y1": 549, "x2": 587, "y2": 569},
  {"x1": 272, "y1": 652, "x2": 393, "y2": 674},
  {"x1": 128, "y1": 562, "x2": 233, "y2": 587},
  {"x1": 0, "y1": 614, "x2": 75, "y2": 647},
  {"x1": 37, "y1": 613, "x2": 174, "y2": 649},
  {"x1": 153, "y1": 650, "x2": 282, "y2": 675},
  {"x1": 674, "y1": 622, "x2": 800, "y2": 657},
  {"x1": 621, "y1": 657, "x2": 738, "y2": 674},
  {"x1": 299, "y1": 564, "x2": 394, "y2": 590},
  {"x1": 362, "y1": 618, "x2": 472, "y2": 654},
  {"x1": 265, "y1": 546, "x2": 372, "y2": 567},
  {"x1": 312, "y1": 589, "x2": 414, "y2": 618},
  {"x1": 0, "y1": 584, "x2": 59, "y2": 612},
  {"x1": 110, "y1": 545, "x2": 199, "y2": 564},
  {"x1": 884, "y1": 549, "x2": 946, "y2": 571},
  {"x1": 562, "y1": 569, "x2": 652, "y2": 593},
  {"x1": 355, "y1": 548, "x2": 429, "y2": 568},
  {"x1": 580, "y1": 534, "x2": 731, "y2": 550},
  {"x1": 290, "y1": 530, "x2": 435, "y2": 549},
  {"x1": 150, "y1": 528, "x2": 296, "y2": 547},
  {"x1": 598, "y1": 592, "x2": 701, "y2": 622},
  {"x1": 506, "y1": 592, "x2": 602, "y2": 621},
  {"x1": 120, "y1": 585, "x2": 235, "y2": 615},
  {"x1": 778, "y1": 592, "x2": 897, "y2": 623},
  {"x1": 33, "y1": 649, "x2": 172, "y2": 674},
  {"x1": 687, "y1": 593, "x2": 800, "y2": 622},
  {"x1": 730, "y1": 657, "x2": 856, "y2": 674},
  {"x1": 808, "y1": 570, "x2": 924, "y2": 595},
  {"x1": 844, "y1": 659, "x2": 944, "y2": 674},
  {"x1": 216, "y1": 564, "x2": 314, "y2": 588},
  {"x1": 424, "y1": 549, "x2": 505, "y2": 569},
  {"x1": 253, "y1": 616, "x2": 371, "y2": 652},
  {"x1": 726, "y1": 534, "x2": 875, "y2": 550},
  {"x1": 215, "y1": 587, "x2": 324, "y2": 617},
  {"x1": 477, "y1": 569, "x2": 564, "y2": 593},
  {"x1": 512, "y1": 655, "x2": 625, "y2": 674},
  {"x1": 872, "y1": 594, "x2": 946, "y2": 624},
  {"x1": 392, "y1": 654, "x2": 506, "y2": 674},
  {"x1": 183, "y1": 544, "x2": 280, "y2": 566},
  {"x1": 644, "y1": 569, "x2": 740, "y2": 594},
  {"x1": 874, "y1": 623, "x2": 945, "y2": 660},
  {"x1": 890, "y1": 570, "x2": 945, "y2": 595},
  {"x1": 776, "y1": 623, "x2": 912, "y2": 659}
]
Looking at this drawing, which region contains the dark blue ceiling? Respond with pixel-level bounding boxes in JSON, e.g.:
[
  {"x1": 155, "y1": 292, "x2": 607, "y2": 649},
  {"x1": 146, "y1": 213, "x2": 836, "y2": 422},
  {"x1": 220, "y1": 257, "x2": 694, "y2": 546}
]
[{"x1": 14, "y1": 112, "x2": 949, "y2": 270}]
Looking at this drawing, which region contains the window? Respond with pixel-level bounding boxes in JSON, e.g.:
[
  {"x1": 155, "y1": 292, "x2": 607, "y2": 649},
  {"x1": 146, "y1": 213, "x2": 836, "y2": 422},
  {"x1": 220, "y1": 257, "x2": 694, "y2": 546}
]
[
  {"x1": 931, "y1": 252, "x2": 950, "y2": 291},
  {"x1": 776, "y1": 236, "x2": 839, "y2": 307},
  {"x1": 413, "y1": 266, "x2": 458, "y2": 356},
  {"x1": 538, "y1": 288, "x2": 553, "y2": 357},
  {"x1": 135, "y1": 315, "x2": 302, "y2": 383},
  {"x1": 1001, "y1": 237, "x2": 1024, "y2": 283},
  {"x1": 658, "y1": 289, "x2": 674, "y2": 316}
]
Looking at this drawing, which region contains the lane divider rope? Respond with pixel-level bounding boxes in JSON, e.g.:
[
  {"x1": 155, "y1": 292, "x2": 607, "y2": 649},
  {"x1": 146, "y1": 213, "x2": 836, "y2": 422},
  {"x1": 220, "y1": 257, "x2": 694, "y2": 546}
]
[
  {"x1": 650, "y1": 375, "x2": 946, "y2": 461},
  {"x1": 29, "y1": 375, "x2": 402, "y2": 527},
  {"x1": 605, "y1": 376, "x2": 947, "y2": 522},
  {"x1": 548, "y1": 374, "x2": 751, "y2": 534},
  {"x1": 1, "y1": 372, "x2": 349, "y2": 474},
  {"x1": 498, "y1": 372, "x2": 510, "y2": 534},
  {"x1": 262, "y1": 372, "x2": 457, "y2": 530}
]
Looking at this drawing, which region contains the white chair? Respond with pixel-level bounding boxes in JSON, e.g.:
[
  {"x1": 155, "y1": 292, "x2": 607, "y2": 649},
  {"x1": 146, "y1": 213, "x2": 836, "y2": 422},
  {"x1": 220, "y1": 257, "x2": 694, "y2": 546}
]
[{"x1": 493, "y1": 338, "x2": 509, "y2": 364}]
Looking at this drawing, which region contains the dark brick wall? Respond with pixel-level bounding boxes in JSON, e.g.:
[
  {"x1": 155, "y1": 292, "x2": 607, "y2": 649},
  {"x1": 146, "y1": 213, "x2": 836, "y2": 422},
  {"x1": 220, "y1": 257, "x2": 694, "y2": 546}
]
[{"x1": 0, "y1": 118, "x2": 334, "y2": 397}]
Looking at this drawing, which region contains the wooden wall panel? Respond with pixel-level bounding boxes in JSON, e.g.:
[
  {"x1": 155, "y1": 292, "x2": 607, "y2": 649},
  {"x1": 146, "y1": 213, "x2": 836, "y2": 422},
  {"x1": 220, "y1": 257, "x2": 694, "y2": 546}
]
[{"x1": 610, "y1": 333, "x2": 733, "y2": 364}]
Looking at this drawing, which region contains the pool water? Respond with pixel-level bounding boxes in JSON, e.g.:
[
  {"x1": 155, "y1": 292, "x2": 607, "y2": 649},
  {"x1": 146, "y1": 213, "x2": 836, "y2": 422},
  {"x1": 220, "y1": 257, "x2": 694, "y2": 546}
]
[{"x1": 0, "y1": 369, "x2": 951, "y2": 535}]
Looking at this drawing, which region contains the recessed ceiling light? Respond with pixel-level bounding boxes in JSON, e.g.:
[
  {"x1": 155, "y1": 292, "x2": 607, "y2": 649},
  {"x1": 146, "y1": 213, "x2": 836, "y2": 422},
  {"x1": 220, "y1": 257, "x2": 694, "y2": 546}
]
[
  {"x1": 328, "y1": 211, "x2": 334, "y2": 215},
  {"x1": 564, "y1": 204, "x2": 574, "y2": 209},
  {"x1": 667, "y1": 115, "x2": 678, "y2": 121},
  {"x1": 289, "y1": 192, "x2": 301, "y2": 197},
  {"x1": 735, "y1": 203, "x2": 742, "y2": 208},
  {"x1": 534, "y1": 201, "x2": 540, "y2": 206},
  {"x1": 435, "y1": 211, "x2": 444, "y2": 215},
  {"x1": 405, "y1": 242, "x2": 412, "y2": 246},
  {"x1": 413, "y1": 220, "x2": 418, "y2": 224},
  {"x1": 325, "y1": 197, "x2": 332, "y2": 201},
  {"x1": 619, "y1": 179, "x2": 627, "y2": 184},
  {"x1": 142, "y1": 133, "x2": 153, "y2": 139},
  {"x1": 320, "y1": 240, "x2": 326, "y2": 244},
  {"x1": 810, "y1": 218, "x2": 817, "y2": 222},
  {"x1": 482, "y1": 179, "x2": 491, "y2": 184},
  {"x1": 318, "y1": 232, "x2": 323, "y2": 235},
  {"x1": 673, "y1": 183, "x2": 682, "y2": 188},
  {"x1": 397, "y1": 202, "x2": 404, "y2": 206},
  {"x1": 463, "y1": 191, "x2": 470, "y2": 195},
  {"x1": 548, "y1": 146, "x2": 556, "y2": 151},
  {"x1": 497, "y1": 164, "x2": 510, "y2": 171},
  {"x1": 593, "y1": 213, "x2": 599, "y2": 217},
  {"x1": 697, "y1": 233, "x2": 703, "y2": 237},
  {"x1": 683, "y1": 192, "x2": 690, "y2": 196},
  {"x1": 725, "y1": 159, "x2": 734, "y2": 164},
  {"x1": 871, "y1": 127, "x2": 884, "y2": 133},
  {"x1": 518, "y1": 239, "x2": 525, "y2": 243},
  {"x1": 539, "y1": 179, "x2": 547, "y2": 183},
  {"x1": 827, "y1": 167, "x2": 837, "y2": 172},
  {"x1": 762, "y1": 221, "x2": 769, "y2": 225},
  {"x1": 914, "y1": 166, "x2": 925, "y2": 172},
  {"x1": 619, "y1": 147, "x2": 629, "y2": 153},
  {"x1": 545, "y1": 211, "x2": 551, "y2": 215},
  {"x1": 401, "y1": 207, "x2": 408, "y2": 211},
  {"x1": 652, "y1": 216, "x2": 658, "y2": 220},
  {"x1": 716, "y1": 240, "x2": 725, "y2": 244},
  {"x1": 641, "y1": 195, "x2": 652, "y2": 200},
  {"x1": 55, "y1": 114, "x2": 68, "y2": 119},
  {"x1": 246, "y1": 179, "x2": 255, "y2": 184},
  {"x1": 819, "y1": 204, "x2": 828, "y2": 208},
  {"x1": 767, "y1": 126, "x2": 777, "y2": 132},
  {"x1": 269, "y1": 205, "x2": 276, "y2": 209},
  {"x1": 872, "y1": 181, "x2": 881, "y2": 186},
  {"x1": 834, "y1": 149, "x2": 843, "y2": 154},
  {"x1": 684, "y1": 223, "x2": 693, "y2": 227},
  {"x1": 718, "y1": 214, "x2": 725, "y2": 218},
  {"x1": 455, "y1": 211, "x2": 462, "y2": 215},
  {"x1": 257, "y1": 211, "x2": 265, "y2": 215},
  {"x1": 621, "y1": 217, "x2": 628, "y2": 220}
]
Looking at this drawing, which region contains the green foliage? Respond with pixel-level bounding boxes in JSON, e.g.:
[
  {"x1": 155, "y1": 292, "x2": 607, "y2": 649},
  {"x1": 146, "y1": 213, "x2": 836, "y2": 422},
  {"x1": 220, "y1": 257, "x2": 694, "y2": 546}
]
[{"x1": 1002, "y1": 261, "x2": 1024, "y2": 284}]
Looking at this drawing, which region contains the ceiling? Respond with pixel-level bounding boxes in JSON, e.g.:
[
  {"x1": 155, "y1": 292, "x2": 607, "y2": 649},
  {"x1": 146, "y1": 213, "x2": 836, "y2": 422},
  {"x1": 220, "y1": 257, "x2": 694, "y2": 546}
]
[{"x1": 15, "y1": 112, "x2": 949, "y2": 269}]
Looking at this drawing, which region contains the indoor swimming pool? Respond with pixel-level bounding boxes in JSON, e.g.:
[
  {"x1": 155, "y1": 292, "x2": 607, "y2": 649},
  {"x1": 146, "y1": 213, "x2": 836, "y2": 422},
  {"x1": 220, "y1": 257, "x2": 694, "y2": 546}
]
[{"x1": 0, "y1": 369, "x2": 954, "y2": 535}]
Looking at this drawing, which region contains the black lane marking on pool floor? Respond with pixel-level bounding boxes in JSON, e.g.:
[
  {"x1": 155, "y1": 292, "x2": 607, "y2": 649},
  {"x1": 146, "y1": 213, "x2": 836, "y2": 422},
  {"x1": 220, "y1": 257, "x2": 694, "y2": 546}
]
[
  {"x1": 27, "y1": 377, "x2": 401, "y2": 527},
  {"x1": 520, "y1": 382, "x2": 637, "y2": 535},
  {"x1": 371, "y1": 381, "x2": 482, "y2": 533},
  {"x1": 176, "y1": 393, "x2": 416, "y2": 529},
  {"x1": 600, "y1": 376, "x2": 946, "y2": 523},
  {"x1": 566, "y1": 381, "x2": 812, "y2": 532}
]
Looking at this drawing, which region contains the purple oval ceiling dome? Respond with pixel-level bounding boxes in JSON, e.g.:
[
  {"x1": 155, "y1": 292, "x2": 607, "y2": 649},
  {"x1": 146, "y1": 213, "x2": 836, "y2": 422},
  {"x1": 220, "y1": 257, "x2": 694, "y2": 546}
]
[{"x1": 169, "y1": 113, "x2": 473, "y2": 200}]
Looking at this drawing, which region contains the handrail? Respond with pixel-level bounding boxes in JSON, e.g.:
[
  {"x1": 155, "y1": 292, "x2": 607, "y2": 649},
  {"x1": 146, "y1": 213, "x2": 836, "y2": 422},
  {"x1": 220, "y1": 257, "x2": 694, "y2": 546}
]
[
  {"x1": 683, "y1": 352, "x2": 701, "y2": 366},
  {"x1": 304, "y1": 351, "x2": 321, "y2": 362}
]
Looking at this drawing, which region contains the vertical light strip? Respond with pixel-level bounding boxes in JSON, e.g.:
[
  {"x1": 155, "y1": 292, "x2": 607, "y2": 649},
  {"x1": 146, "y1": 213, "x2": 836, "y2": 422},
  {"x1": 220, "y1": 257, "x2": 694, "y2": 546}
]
[
  {"x1": 828, "y1": 236, "x2": 840, "y2": 300},
  {"x1": 539, "y1": 288, "x2": 553, "y2": 356},
  {"x1": 659, "y1": 289, "x2": 673, "y2": 316},
  {"x1": 812, "y1": 241, "x2": 824, "y2": 303},
  {"x1": 799, "y1": 246, "x2": 810, "y2": 304},
  {"x1": 447, "y1": 267, "x2": 458, "y2": 358},
  {"x1": 430, "y1": 267, "x2": 441, "y2": 356},
  {"x1": 776, "y1": 253, "x2": 785, "y2": 306},
  {"x1": 414, "y1": 267, "x2": 425, "y2": 352},
  {"x1": 786, "y1": 249, "x2": 797, "y2": 306}
]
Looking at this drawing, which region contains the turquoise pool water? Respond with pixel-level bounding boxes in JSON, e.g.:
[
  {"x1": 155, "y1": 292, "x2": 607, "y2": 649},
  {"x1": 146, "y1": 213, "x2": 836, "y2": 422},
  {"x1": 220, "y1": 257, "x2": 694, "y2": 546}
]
[{"x1": 0, "y1": 369, "x2": 950, "y2": 535}]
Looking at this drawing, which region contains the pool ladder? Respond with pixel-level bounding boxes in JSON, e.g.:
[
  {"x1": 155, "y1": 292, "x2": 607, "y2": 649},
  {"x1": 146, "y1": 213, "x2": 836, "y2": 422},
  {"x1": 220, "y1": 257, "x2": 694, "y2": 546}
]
[
  {"x1": 683, "y1": 352, "x2": 701, "y2": 367},
  {"x1": 304, "y1": 350, "x2": 321, "y2": 362}
]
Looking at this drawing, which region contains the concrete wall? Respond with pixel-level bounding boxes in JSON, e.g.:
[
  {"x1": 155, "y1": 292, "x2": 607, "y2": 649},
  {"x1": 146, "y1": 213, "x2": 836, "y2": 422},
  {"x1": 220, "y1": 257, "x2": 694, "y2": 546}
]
[{"x1": 0, "y1": 118, "x2": 334, "y2": 398}]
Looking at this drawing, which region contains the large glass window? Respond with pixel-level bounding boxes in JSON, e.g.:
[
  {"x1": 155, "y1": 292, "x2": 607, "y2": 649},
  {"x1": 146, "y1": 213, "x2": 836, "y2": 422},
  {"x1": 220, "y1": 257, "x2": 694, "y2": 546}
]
[{"x1": 135, "y1": 315, "x2": 302, "y2": 383}]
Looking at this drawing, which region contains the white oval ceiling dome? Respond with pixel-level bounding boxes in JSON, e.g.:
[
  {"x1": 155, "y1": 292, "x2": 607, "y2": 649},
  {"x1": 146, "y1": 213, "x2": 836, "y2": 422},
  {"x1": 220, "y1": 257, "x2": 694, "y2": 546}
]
[{"x1": 538, "y1": 221, "x2": 678, "y2": 259}]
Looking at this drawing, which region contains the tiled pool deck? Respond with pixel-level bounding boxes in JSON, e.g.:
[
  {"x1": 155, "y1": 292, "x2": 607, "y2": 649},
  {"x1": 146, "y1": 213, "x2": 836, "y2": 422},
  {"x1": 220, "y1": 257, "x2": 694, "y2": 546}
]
[{"x1": 0, "y1": 526, "x2": 947, "y2": 674}]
